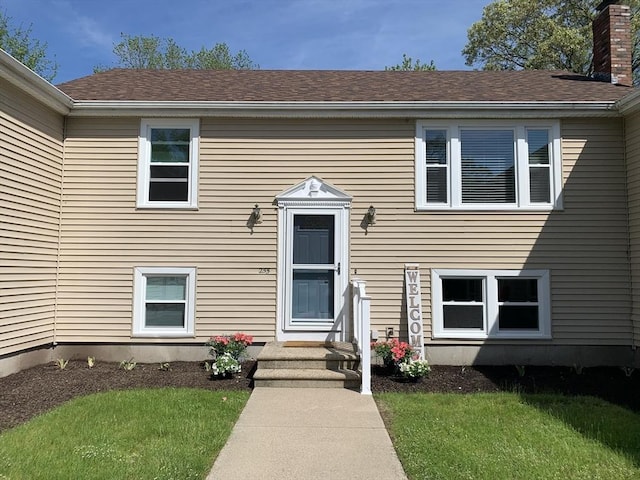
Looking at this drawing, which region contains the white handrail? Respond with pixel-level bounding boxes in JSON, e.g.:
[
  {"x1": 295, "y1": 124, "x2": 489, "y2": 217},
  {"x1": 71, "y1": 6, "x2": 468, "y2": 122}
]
[{"x1": 352, "y1": 278, "x2": 372, "y2": 395}]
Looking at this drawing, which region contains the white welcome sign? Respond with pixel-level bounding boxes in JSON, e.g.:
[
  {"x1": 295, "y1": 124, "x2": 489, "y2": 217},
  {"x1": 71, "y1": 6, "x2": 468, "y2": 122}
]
[{"x1": 404, "y1": 264, "x2": 425, "y2": 360}]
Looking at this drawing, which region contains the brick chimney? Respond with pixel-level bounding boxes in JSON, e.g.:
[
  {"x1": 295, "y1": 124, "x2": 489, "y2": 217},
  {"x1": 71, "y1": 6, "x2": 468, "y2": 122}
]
[{"x1": 593, "y1": 0, "x2": 632, "y2": 85}]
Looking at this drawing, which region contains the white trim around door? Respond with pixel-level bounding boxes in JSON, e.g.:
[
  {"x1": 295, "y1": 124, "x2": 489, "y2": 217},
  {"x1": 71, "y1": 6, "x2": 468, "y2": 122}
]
[{"x1": 275, "y1": 176, "x2": 352, "y2": 342}]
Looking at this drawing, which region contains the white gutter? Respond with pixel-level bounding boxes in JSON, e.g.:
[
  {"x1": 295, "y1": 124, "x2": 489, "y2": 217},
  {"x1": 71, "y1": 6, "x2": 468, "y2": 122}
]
[
  {"x1": 68, "y1": 100, "x2": 621, "y2": 118},
  {"x1": 0, "y1": 49, "x2": 73, "y2": 115},
  {"x1": 0, "y1": 48, "x2": 624, "y2": 118},
  {"x1": 616, "y1": 89, "x2": 640, "y2": 115}
]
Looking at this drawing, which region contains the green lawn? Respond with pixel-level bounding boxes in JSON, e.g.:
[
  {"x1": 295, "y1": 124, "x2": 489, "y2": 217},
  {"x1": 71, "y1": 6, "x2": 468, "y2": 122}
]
[
  {"x1": 0, "y1": 388, "x2": 249, "y2": 480},
  {"x1": 4, "y1": 388, "x2": 638, "y2": 480},
  {"x1": 377, "y1": 392, "x2": 640, "y2": 480}
]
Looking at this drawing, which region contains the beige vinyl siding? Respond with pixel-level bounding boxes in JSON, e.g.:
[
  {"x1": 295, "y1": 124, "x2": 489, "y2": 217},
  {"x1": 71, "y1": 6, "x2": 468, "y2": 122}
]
[
  {"x1": 0, "y1": 78, "x2": 63, "y2": 355},
  {"x1": 57, "y1": 117, "x2": 631, "y2": 347},
  {"x1": 625, "y1": 111, "x2": 640, "y2": 347}
]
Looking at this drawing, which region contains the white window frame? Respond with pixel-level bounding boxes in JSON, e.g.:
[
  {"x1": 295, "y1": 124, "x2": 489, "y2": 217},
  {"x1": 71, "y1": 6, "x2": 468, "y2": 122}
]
[
  {"x1": 431, "y1": 269, "x2": 551, "y2": 340},
  {"x1": 415, "y1": 120, "x2": 562, "y2": 211},
  {"x1": 137, "y1": 118, "x2": 200, "y2": 209},
  {"x1": 133, "y1": 267, "x2": 196, "y2": 337}
]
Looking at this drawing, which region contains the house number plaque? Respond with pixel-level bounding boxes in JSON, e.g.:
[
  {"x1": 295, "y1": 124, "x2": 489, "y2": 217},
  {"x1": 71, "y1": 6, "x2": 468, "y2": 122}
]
[{"x1": 404, "y1": 264, "x2": 425, "y2": 360}]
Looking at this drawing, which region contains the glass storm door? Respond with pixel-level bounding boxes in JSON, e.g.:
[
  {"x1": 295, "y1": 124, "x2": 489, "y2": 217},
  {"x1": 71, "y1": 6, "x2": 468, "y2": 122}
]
[{"x1": 287, "y1": 212, "x2": 341, "y2": 327}]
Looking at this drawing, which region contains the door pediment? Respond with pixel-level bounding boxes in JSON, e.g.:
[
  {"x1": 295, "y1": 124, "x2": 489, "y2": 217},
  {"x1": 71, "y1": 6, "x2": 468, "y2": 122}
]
[{"x1": 276, "y1": 176, "x2": 352, "y2": 207}]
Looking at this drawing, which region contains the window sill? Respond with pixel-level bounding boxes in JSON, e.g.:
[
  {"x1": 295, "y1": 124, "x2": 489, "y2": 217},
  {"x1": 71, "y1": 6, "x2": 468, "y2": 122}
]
[
  {"x1": 132, "y1": 332, "x2": 195, "y2": 338},
  {"x1": 432, "y1": 334, "x2": 552, "y2": 341},
  {"x1": 416, "y1": 205, "x2": 557, "y2": 212},
  {"x1": 136, "y1": 205, "x2": 199, "y2": 211}
]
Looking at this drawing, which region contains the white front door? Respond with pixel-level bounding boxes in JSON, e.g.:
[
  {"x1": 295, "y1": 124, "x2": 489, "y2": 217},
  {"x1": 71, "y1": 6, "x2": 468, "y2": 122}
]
[
  {"x1": 276, "y1": 177, "x2": 351, "y2": 341},
  {"x1": 286, "y1": 210, "x2": 342, "y2": 329}
]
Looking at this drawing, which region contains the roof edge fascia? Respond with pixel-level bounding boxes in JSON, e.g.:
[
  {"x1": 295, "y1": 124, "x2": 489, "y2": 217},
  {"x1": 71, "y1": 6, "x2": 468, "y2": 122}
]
[
  {"x1": 0, "y1": 49, "x2": 73, "y2": 115},
  {"x1": 616, "y1": 89, "x2": 640, "y2": 115},
  {"x1": 67, "y1": 100, "x2": 621, "y2": 118}
]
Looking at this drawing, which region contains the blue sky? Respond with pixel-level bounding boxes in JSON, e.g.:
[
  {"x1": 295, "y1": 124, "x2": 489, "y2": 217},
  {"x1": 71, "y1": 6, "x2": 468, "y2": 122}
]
[{"x1": 2, "y1": 0, "x2": 491, "y2": 83}]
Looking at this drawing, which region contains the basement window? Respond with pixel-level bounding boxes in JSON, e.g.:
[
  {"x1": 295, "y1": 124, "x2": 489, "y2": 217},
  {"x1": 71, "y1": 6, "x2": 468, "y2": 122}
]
[
  {"x1": 133, "y1": 267, "x2": 196, "y2": 337},
  {"x1": 431, "y1": 269, "x2": 551, "y2": 339}
]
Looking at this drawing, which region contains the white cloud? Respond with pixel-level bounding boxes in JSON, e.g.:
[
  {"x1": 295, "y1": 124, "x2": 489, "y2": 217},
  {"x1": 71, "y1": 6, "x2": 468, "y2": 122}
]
[{"x1": 52, "y1": 0, "x2": 114, "y2": 50}]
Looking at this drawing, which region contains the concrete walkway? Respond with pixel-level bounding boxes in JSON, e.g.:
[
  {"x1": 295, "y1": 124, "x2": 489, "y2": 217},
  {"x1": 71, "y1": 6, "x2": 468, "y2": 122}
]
[{"x1": 207, "y1": 387, "x2": 408, "y2": 480}]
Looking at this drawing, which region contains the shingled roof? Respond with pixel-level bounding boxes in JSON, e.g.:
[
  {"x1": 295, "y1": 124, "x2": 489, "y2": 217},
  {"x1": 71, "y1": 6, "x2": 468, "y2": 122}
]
[{"x1": 56, "y1": 69, "x2": 632, "y2": 103}]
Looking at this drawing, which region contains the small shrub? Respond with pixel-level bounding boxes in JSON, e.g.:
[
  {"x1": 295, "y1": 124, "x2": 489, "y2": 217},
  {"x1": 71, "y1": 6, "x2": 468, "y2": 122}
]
[
  {"x1": 87, "y1": 357, "x2": 95, "y2": 369},
  {"x1": 119, "y1": 358, "x2": 137, "y2": 371},
  {"x1": 515, "y1": 365, "x2": 526, "y2": 377},
  {"x1": 54, "y1": 358, "x2": 68, "y2": 370}
]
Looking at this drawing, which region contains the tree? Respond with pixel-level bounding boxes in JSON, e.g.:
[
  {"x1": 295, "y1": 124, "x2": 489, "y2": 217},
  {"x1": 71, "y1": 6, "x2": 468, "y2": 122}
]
[
  {"x1": 462, "y1": 0, "x2": 640, "y2": 78},
  {"x1": 385, "y1": 53, "x2": 436, "y2": 71},
  {"x1": 0, "y1": 10, "x2": 57, "y2": 80},
  {"x1": 96, "y1": 33, "x2": 258, "y2": 72}
]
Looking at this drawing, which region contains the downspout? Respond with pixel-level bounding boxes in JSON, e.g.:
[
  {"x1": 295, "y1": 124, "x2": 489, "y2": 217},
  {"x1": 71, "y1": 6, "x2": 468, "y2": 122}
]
[
  {"x1": 52, "y1": 115, "x2": 67, "y2": 347},
  {"x1": 622, "y1": 116, "x2": 637, "y2": 352}
]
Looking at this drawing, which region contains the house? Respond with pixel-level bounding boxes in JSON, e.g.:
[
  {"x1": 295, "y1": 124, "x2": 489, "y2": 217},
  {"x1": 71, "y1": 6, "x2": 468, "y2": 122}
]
[{"x1": 2, "y1": 1, "x2": 640, "y2": 380}]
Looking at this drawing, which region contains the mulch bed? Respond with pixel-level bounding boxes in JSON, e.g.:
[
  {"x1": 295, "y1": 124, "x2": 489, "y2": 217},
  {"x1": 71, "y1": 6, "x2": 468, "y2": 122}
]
[
  {"x1": 1, "y1": 360, "x2": 638, "y2": 432},
  {"x1": 373, "y1": 365, "x2": 640, "y2": 412},
  {"x1": 0, "y1": 360, "x2": 255, "y2": 432}
]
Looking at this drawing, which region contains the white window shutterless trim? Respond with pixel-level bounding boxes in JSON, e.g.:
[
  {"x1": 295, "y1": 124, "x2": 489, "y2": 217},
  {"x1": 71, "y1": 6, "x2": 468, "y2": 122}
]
[
  {"x1": 431, "y1": 269, "x2": 551, "y2": 340},
  {"x1": 133, "y1": 267, "x2": 196, "y2": 338},
  {"x1": 137, "y1": 118, "x2": 199, "y2": 209},
  {"x1": 415, "y1": 120, "x2": 562, "y2": 211}
]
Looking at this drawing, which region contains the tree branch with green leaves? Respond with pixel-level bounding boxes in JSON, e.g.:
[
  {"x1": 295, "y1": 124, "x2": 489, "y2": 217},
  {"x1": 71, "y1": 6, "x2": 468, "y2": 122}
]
[
  {"x1": 385, "y1": 53, "x2": 436, "y2": 71},
  {"x1": 0, "y1": 9, "x2": 57, "y2": 80},
  {"x1": 95, "y1": 33, "x2": 258, "y2": 72},
  {"x1": 462, "y1": 0, "x2": 640, "y2": 83}
]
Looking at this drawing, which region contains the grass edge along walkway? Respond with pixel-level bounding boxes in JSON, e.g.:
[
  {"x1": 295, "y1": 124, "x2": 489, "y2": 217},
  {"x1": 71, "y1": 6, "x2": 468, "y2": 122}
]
[
  {"x1": 376, "y1": 392, "x2": 640, "y2": 480},
  {"x1": 0, "y1": 388, "x2": 249, "y2": 480}
]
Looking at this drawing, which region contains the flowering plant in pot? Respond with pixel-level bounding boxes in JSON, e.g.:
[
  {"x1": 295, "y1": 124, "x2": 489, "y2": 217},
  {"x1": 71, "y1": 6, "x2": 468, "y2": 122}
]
[
  {"x1": 210, "y1": 353, "x2": 242, "y2": 377},
  {"x1": 398, "y1": 358, "x2": 431, "y2": 379},
  {"x1": 207, "y1": 332, "x2": 253, "y2": 360},
  {"x1": 371, "y1": 338, "x2": 430, "y2": 380},
  {"x1": 206, "y1": 332, "x2": 253, "y2": 378},
  {"x1": 371, "y1": 338, "x2": 414, "y2": 369}
]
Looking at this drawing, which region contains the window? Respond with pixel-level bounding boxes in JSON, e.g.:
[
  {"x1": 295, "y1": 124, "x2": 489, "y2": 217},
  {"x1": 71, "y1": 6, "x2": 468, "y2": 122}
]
[
  {"x1": 415, "y1": 121, "x2": 562, "y2": 210},
  {"x1": 431, "y1": 269, "x2": 551, "y2": 339},
  {"x1": 133, "y1": 267, "x2": 196, "y2": 337},
  {"x1": 137, "y1": 119, "x2": 199, "y2": 208}
]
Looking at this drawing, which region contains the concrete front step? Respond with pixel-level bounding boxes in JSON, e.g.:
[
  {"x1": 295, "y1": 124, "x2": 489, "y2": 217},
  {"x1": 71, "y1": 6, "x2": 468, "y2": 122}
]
[
  {"x1": 257, "y1": 341, "x2": 360, "y2": 370},
  {"x1": 253, "y1": 368, "x2": 361, "y2": 388},
  {"x1": 254, "y1": 341, "x2": 361, "y2": 389}
]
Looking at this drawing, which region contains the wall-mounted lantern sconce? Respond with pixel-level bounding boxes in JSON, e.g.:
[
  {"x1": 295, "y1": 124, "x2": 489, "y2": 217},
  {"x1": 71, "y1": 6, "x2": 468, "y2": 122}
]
[
  {"x1": 359, "y1": 205, "x2": 377, "y2": 234},
  {"x1": 366, "y1": 205, "x2": 376, "y2": 226},
  {"x1": 250, "y1": 204, "x2": 261, "y2": 224},
  {"x1": 247, "y1": 204, "x2": 262, "y2": 233}
]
